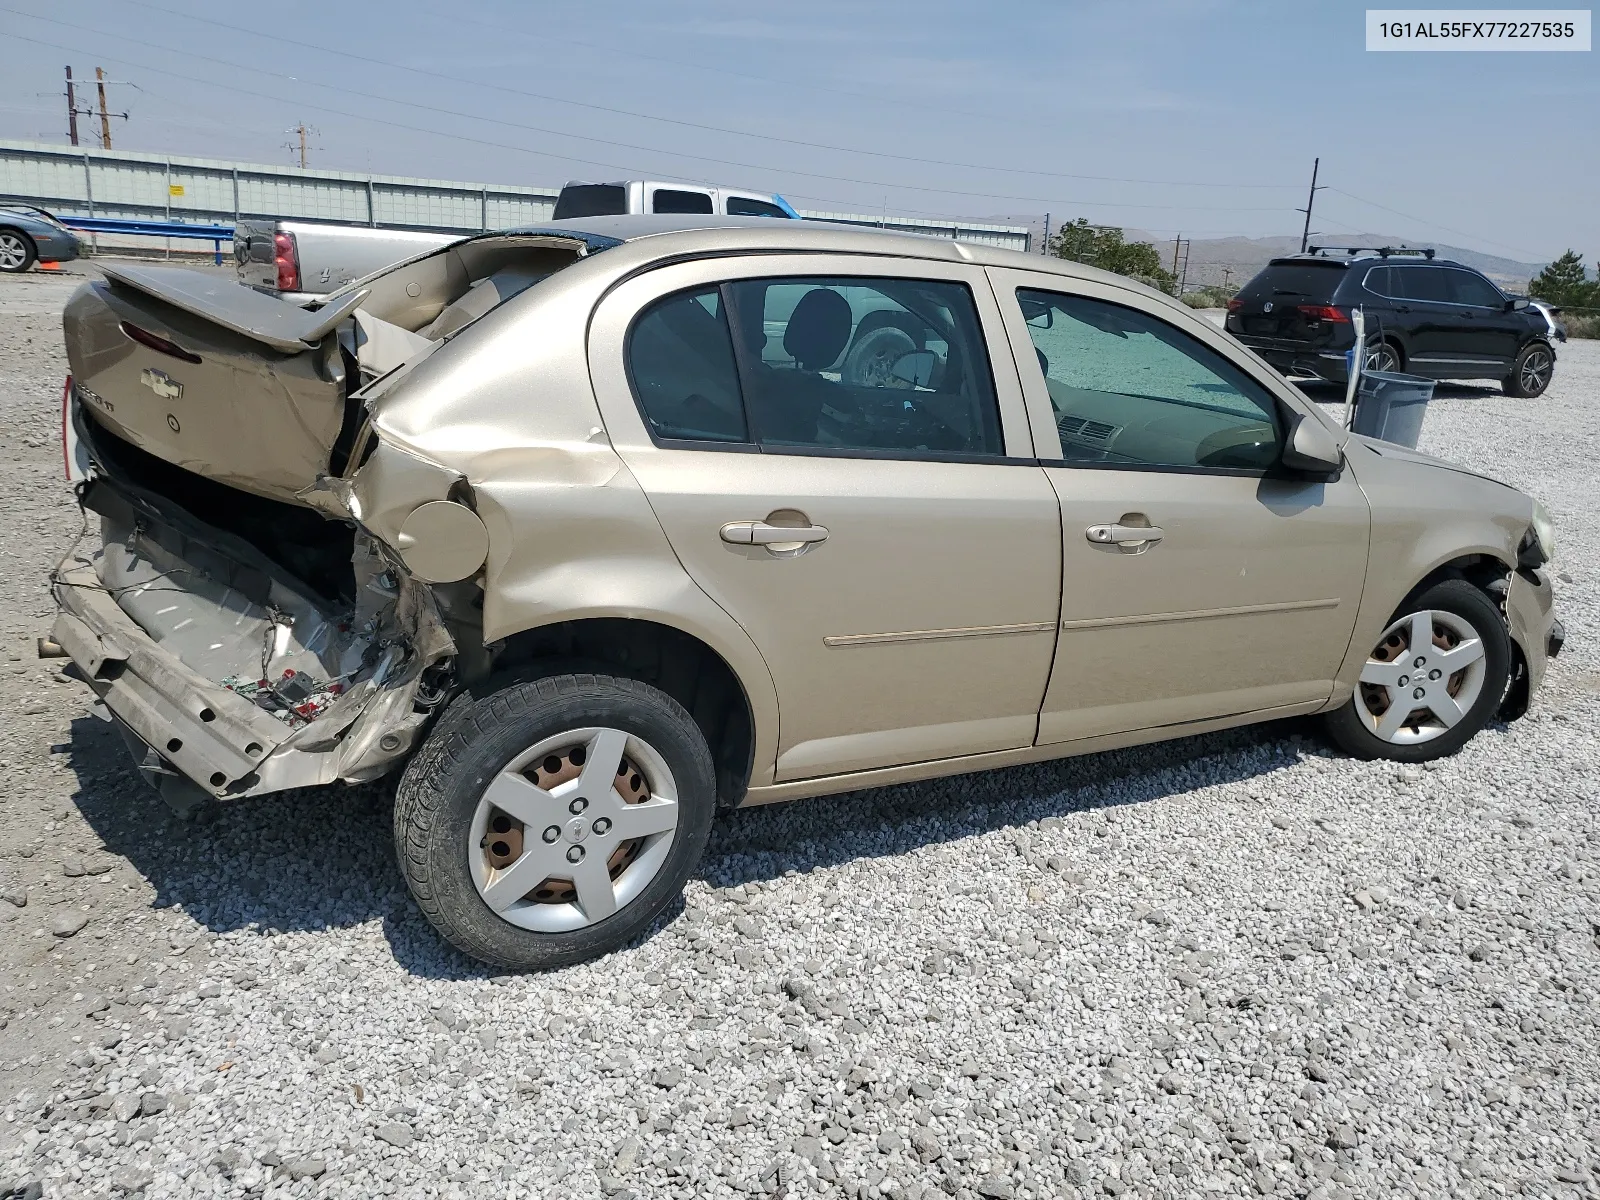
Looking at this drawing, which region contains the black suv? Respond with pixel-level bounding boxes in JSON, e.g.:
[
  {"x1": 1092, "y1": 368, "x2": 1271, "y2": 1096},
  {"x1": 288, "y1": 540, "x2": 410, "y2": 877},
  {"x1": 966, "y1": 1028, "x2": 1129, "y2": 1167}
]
[{"x1": 1227, "y1": 248, "x2": 1556, "y2": 397}]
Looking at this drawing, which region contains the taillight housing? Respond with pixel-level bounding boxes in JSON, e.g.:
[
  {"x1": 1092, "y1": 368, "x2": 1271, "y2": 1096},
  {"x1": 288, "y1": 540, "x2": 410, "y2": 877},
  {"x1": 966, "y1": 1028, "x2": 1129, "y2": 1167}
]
[
  {"x1": 274, "y1": 230, "x2": 300, "y2": 292},
  {"x1": 1296, "y1": 304, "x2": 1350, "y2": 323},
  {"x1": 1226, "y1": 298, "x2": 1244, "y2": 312}
]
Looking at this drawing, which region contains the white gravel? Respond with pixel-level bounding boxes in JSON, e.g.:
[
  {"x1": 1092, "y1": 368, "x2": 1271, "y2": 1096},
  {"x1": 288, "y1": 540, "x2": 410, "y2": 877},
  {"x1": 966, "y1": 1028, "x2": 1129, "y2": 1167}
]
[{"x1": 2, "y1": 271, "x2": 1597, "y2": 1200}]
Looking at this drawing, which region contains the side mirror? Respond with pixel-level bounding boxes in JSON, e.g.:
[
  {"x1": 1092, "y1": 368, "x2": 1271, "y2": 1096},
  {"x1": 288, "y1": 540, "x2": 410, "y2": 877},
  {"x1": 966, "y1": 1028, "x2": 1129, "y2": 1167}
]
[
  {"x1": 1508, "y1": 297, "x2": 1530, "y2": 311},
  {"x1": 1280, "y1": 411, "x2": 1343, "y2": 477}
]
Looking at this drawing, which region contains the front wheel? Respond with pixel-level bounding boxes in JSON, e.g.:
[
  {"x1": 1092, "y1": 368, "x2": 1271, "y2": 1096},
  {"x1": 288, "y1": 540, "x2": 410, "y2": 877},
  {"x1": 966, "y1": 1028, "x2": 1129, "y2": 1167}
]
[
  {"x1": 1502, "y1": 342, "x2": 1554, "y2": 398},
  {"x1": 394, "y1": 673, "x2": 717, "y2": 970},
  {"x1": 0, "y1": 229, "x2": 37, "y2": 273},
  {"x1": 1323, "y1": 579, "x2": 1510, "y2": 762}
]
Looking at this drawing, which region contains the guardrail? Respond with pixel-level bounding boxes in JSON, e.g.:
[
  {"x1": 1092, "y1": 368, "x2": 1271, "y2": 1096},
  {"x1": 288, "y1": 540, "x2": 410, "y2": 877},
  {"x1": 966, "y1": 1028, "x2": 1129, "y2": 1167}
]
[{"x1": 59, "y1": 216, "x2": 235, "y2": 265}]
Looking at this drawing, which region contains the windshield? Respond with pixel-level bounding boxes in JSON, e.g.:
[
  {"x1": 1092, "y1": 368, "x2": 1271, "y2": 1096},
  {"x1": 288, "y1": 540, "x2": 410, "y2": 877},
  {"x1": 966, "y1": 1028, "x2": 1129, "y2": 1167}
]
[{"x1": 1238, "y1": 261, "x2": 1347, "y2": 302}]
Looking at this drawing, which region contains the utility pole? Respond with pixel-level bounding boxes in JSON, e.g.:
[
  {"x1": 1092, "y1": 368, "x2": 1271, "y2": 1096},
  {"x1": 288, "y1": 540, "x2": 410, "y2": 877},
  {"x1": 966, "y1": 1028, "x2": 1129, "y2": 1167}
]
[
  {"x1": 95, "y1": 67, "x2": 114, "y2": 149},
  {"x1": 1171, "y1": 232, "x2": 1182, "y2": 279},
  {"x1": 1222, "y1": 266, "x2": 1233, "y2": 291},
  {"x1": 296, "y1": 123, "x2": 307, "y2": 169},
  {"x1": 1298, "y1": 157, "x2": 1325, "y2": 254},
  {"x1": 65, "y1": 67, "x2": 80, "y2": 146},
  {"x1": 1042, "y1": 212, "x2": 1051, "y2": 256}
]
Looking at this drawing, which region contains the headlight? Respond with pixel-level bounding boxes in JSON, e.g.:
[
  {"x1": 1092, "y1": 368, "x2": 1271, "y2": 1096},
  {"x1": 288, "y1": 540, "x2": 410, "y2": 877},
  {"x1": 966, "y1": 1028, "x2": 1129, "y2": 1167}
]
[{"x1": 1529, "y1": 500, "x2": 1556, "y2": 566}]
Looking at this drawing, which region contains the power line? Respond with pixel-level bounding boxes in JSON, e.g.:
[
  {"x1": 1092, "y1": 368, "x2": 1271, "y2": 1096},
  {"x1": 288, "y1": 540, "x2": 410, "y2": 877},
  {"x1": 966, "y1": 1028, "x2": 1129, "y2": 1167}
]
[
  {"x1": 1, "y1": 24, "x2": 1298, "y2": 217},
  {"x1": 114, "y1": 0, "x2": 1298, "y2": 192},
  {"x1": 1324, "y1": 187, "x2": 1540, "y2": 261}
]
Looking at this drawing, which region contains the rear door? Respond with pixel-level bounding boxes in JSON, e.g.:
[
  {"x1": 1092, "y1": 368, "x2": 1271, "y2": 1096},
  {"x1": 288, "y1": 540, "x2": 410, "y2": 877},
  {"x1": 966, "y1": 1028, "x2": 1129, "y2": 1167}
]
[
  {"x1": 1391, "y1": 265, "x2": 1457, "y2": 374},
  {"x1": 588, "y1": 254, "x2": 1063, "y2": 782}
]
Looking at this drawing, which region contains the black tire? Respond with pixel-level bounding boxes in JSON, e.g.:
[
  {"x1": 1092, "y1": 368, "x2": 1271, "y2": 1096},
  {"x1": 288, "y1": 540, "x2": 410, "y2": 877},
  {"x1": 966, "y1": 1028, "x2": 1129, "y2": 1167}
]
[
  {"x1": 1365, "y1": 340, "x2": 1403, "y2": 374},
  {"x1": 1502, "y1": 342, "x2": 1554, "y2": 398},
  {"x1": 1323, "y1": 578, "x2": 1510, "y2": 763},
  {"x1": 0, "y1": 228, "x2": 38, "y2": 274},
  {"x1": 393, "y1": 673, "x2": 717, "y2": 970}
]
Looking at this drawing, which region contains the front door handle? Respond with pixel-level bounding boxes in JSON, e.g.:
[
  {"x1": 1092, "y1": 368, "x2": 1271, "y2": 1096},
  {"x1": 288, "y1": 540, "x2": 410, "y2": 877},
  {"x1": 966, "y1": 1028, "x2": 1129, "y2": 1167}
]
[
  {"x1": 1086, "y1": 522, "x2": 1164, "y2": 547},
  {"x1": 721, "y1": 520, "x2": 829, "y2": 546}
]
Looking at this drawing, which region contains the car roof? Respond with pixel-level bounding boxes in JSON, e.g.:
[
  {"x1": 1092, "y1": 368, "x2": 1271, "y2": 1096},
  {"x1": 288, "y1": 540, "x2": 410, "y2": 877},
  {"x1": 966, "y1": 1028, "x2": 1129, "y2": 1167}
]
[
  {"x1": 486, "y1": 213, "x2": 1174, "y2": 298},
  {"x1": 1268, "y1": 252, "x2": 1466, "y2": 270}
]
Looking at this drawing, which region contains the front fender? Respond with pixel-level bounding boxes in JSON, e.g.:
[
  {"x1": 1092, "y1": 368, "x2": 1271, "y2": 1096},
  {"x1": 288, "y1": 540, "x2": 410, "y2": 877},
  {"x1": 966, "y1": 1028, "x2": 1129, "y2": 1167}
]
[{"x1": 1329, "y1": 439, "x2": 1531, "y2": 706}]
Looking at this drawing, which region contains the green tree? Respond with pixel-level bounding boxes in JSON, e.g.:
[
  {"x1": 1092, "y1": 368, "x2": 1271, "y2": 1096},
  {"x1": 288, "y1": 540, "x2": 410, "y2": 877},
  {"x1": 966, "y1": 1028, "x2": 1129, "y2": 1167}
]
[
  {"x1": 1528, "y1": 249, "x2": 1599, "y2": 308},
  {"x1": 1049, "y1": 218, "x2": 1177, "y2": 294}
]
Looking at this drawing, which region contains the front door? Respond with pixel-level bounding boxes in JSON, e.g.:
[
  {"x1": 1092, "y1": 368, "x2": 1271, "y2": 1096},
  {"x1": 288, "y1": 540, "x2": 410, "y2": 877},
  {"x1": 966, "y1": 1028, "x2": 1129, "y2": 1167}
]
[
  {"x1": 990, "y1": 269, "x2": 1372, "y2": 744},
  {"x1": 588, "y1": 255, "x2": 1062, "y2": 781}
]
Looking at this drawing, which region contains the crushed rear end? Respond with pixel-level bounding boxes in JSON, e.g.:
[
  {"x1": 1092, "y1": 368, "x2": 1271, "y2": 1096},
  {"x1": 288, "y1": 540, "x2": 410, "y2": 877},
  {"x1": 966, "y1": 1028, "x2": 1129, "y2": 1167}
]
[{"x1": 50, "y1": 232, "x2": 608, "y2": 811}]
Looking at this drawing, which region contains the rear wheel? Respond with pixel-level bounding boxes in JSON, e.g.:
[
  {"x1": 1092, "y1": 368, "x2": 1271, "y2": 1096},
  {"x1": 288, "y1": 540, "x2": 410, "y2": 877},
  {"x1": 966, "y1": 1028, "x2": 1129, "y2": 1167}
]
[
  {"x1": 1323, "y1": 579, "x2": 1509, "y2": 762},
  {"x1": 1365, "y1": 340, "x2": 1402, "y2": 373},
  {"x1": 1502, "y1": 342, "x2": 1554, "y2": 398},
  {"x1": 0, "y1": 229, "x2": 37, "y2": 273},
  {"x1": 394, "y1": 673, "x2": 716, "y2": 970}
]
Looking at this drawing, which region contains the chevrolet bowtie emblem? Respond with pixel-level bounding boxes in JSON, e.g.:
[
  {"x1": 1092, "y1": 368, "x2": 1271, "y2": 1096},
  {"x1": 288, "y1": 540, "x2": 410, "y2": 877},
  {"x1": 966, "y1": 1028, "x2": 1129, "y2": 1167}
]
[{"x1": 140, "y1": 368, "x2": 183, "y2": 401}]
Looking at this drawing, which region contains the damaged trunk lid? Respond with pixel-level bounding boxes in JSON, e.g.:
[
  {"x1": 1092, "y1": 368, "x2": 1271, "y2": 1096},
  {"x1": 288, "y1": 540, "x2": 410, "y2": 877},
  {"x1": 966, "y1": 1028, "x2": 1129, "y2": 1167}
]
[{"x1": 63, "y1": 263, "x2": 368, "y2": 505}]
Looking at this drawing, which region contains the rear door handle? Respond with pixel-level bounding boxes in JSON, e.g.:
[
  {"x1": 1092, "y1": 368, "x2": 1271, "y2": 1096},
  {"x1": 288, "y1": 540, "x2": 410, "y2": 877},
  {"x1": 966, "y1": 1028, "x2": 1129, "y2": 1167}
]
[
  {"x1": 1086, "y1": 523, "x2": 1164, "y2": 546},
  {"x1": 1393, "y1": 304, "x2": 1411, "y2": 313},
  {"x1": 721, "y1": 521, "x2": 829, "y2": 546}
]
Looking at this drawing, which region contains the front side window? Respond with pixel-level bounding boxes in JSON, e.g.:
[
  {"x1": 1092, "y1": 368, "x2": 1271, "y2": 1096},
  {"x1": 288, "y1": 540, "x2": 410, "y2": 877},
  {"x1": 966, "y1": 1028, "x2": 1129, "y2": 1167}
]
[
  {"x1": 628, "y1": 287, "x2": 747, "y2": 443},
  {"x1": 1447, "y1": 269, "x2": 1504, "y2": 309},
  {"x1": 725, "y1": 277, "x2": 1003, "y2": 456},
  {"x1": 1017, "y1": 288, "x2": 1280, "y2": 471},
  {"x1": 652, "y1": 189, "x2": 714, "y2": 215}
]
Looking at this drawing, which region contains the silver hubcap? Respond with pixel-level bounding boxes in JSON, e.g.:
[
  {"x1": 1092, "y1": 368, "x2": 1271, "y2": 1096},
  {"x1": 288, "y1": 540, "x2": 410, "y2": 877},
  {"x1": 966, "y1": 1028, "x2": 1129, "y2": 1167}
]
[
  {"x1": 0, "y1": 234, "x2": 26, "y2": 269},
  {"x1": 468, "y1": 727, "x2": 679, "y2": 933},
  {"x1": 1355, "y1": 609, "x2": 1487, "y2": 745},
  {"x1": 1520, "y1": 350, "x2": 1551, "y2": 392},
  {"x1": 1366, "y1": 346, "x2": 1396, "y2": 372}
]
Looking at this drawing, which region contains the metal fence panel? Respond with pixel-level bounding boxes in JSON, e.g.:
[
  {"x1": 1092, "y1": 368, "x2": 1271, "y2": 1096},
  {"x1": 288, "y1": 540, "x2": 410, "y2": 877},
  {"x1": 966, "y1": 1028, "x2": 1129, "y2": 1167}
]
[{"x1": 0, "y1": 139, "x2": 1029, "y2": 250}]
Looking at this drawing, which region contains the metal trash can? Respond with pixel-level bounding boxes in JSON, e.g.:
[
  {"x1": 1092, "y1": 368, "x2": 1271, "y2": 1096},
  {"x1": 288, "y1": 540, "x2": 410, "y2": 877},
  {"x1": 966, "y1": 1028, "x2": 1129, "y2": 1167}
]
[{"x1": 1351, "y1": 370, "x2": 1435, "y2": 449}]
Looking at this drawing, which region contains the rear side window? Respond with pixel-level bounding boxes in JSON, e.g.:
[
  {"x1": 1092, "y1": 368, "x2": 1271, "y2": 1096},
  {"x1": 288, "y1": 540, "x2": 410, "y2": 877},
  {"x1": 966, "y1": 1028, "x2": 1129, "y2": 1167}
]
[
  {"x1": 726, "y1": 277, "x2": 1003, "y2": 456},
  {"x1": 1447, "y1": 269, "x2": 1503, "y2": 308},
  {"x1": 552, "y1": 184, "x2": 626, "y2": 220},
  {"x1": 625, "y1": 278, "x2": 1004, "y2": 458},
  {"x1": 1395, "y1": 266, "x2": 1450, "y2": 303},
  {"x1": 652, "y1": 189, "x2": 714, "y2": 214},
  {"x1": 1362, "y1": 266, "x2": 1394, "y2": 297},
  {"x1": 628, "y1": 288, "x2": 748, "y2": 443},
  {"x1": 1238, "y1": 261, "x2": 1346, "y2": 302},
  {"x1": 726, "y1": 197, "x2": 789, "y2": 218}
]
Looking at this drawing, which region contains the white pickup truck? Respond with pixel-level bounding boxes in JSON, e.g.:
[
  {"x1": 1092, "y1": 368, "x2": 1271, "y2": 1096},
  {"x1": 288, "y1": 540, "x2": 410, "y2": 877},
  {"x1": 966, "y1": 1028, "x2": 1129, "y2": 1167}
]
[{"x1": 235, "y1": 179, "x2": 799, "y2": 302}]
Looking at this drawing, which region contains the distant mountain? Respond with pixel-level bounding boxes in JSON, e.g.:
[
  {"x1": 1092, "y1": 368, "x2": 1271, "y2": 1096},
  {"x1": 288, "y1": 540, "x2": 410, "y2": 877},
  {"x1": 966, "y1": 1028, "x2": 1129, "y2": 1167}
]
[{"x1": 978, "y1": 216, "x2": 1547, "y2": 290}]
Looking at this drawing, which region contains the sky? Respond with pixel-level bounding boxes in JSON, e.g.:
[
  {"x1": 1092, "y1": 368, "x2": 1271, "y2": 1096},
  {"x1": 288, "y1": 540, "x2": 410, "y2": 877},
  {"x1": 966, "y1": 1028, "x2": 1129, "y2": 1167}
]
[{"x1": 0, "y1": 0, "x2": 1595, "y2": 264}]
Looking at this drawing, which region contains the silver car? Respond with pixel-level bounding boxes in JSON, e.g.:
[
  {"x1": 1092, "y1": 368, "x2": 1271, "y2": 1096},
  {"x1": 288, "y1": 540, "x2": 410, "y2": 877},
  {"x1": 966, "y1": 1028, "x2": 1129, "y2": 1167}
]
[{"x1": 52, "y1": 216, "x2": 1561, "y2": 969}]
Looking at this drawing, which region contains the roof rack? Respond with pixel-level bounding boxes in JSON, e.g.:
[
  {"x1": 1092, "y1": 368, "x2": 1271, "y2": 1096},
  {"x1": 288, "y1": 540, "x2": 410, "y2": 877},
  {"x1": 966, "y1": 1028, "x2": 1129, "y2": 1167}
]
[{"x1": 1305, "y1": 245, "x2": 1436, "y2": 260}]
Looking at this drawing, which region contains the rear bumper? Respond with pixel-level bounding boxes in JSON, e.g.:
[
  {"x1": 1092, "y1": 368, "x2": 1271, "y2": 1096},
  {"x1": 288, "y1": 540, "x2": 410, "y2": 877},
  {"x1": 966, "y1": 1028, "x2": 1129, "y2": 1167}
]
[
  {"x1": 53, "y1": 561, "x2": 300, "y2": 796},
  {"x1": 52, "y1": 540, "x2": 450, "y2": 802},
  {"x1": 1236, "y1": 337, "x2": 1351, "y2": 382}
]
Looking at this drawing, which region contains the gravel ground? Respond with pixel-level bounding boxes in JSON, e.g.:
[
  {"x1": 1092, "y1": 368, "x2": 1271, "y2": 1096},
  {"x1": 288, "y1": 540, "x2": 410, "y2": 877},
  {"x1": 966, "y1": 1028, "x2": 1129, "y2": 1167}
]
[{"x1": 1, "y1": 270, "x2": 1597, "y2": 1200}]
